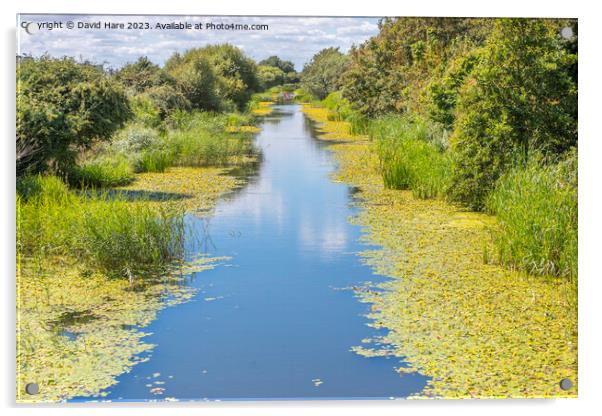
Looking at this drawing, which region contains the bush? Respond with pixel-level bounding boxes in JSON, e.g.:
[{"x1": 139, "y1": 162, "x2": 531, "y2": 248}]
[
  {"x1": 486, "y1": 151, "x2": 577, "y2": 281},
  {"x1": 144, "y1": 84, "x2": 191, "y2": 121},
  {"x1": 448, "y1": 19, "x2": 577, "y2": 210},
  {"x1": 322, "y1": 92, "x2": 354, "y2": 121},
  {"x1": 166, "y1": 53, "x2": 221, "y2": 111},
  {"x1": 116, "y1": 56, "x2": 175, "y2": 94},
  {"x1": 166, "y1": 44, "x2": 260, "y2": 111},
  {"x1": 341, "y1": 17, "x2": 490, "y2": 117},
  {"x1": 71, "y1": 157, "x2": 134, "y2": 187},
  {"x1": 17, "y1": 56, "x2": 131, "y2": 174},
  {"x1": 112, "y1": 123, "x2": 163, "y2": 154},
  {"x1": 130, "y1": 95, "x2": 162, "y2": 128},
  {"x1": 17, "y1": 175, "x2": 185, "y2": 279}
]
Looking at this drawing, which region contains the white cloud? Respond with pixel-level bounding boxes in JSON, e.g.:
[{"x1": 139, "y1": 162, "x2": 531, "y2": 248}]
[{"x1": 17, "y1": 14, "x2": 380, "y2": 70}]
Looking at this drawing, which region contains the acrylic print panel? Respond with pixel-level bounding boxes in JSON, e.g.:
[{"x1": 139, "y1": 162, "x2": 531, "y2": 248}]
[{"x1": 16, "y1": 14, "x2": 578, "y2": 402}]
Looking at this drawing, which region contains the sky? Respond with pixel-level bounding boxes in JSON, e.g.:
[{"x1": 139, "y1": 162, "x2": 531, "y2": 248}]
[{"x1": 17, "y1": 15, "x2": 381, "y2": 71}]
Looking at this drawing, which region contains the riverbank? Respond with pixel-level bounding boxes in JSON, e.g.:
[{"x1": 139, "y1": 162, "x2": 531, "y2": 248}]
[
  {"x1": 17, "y1": 131, "x2": 264, "y2": 402},
  {"x1": 302, "y1": 104, "x2": 578, "y2": 398}
]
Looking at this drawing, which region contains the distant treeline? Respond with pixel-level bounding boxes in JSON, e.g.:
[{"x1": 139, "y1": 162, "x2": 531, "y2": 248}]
[{"x1": 16, "y1": 45, "x2": 299, "y2": 176}]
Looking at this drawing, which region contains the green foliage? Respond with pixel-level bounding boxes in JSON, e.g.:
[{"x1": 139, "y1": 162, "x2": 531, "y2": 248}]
[
  {"x1": 166, "y1": 53, "x2": 221, "y2": 111},
  {"x1": 112, "y1": 122, "x2": 163, "y2": 153},
  {"x1": 136, "y1": 150, "x2": 172, "y2": 173},
  {"x1": 257, "y1": 65, "x2": 286, "y2": 90},
  {"x1": 143, "y1": 84, "x2": 191, "y2": 121},
  {"x1": 17, "y1": 56, "x2": 131, "y2": 174},
  {"x1": 165, "y1": 112, "x2": 255, "y2": 167},
  {"x1": 425, "y1": 52, "x2": 479, "y2": 128},
  {"x1": 166, "y1": 44, "x2": 260, "y2": 111},
  {"x1": 448, "y1": 19, "x2": 578, "y2": 210},
  {"x1": 342, "y1": 17, "x2": 490, "y2": 117},
  {"x1": 374, "y1": 114, "x2": 451, "y2": 198},
  {"x1": 130, "y1": 95, "x2": 162, "y2": 128},
  {"x1": 116, "y1": 56, "x2": 174, "y2": 93},
  {"x1": 17, "y1": 175, "x2": 185, "y2": 279},
  {"x1": 70, "y1": 157, "x2": 134, "y2": 187},
  {"x1": 293, "y1": 88, "x2": 314, "y2": 103},
  {"x1": 259, "y1": 55, "x2": 296, "y2": 74},
  {"x1": 322, "y1": 92, "x2": 354, "y2": 121},
  {"x1": 486, "y1": 151, "x2": 577, "y2": 281},
  {"x1": 301, "y1": 47, "x2": 350, "y2": 100}
]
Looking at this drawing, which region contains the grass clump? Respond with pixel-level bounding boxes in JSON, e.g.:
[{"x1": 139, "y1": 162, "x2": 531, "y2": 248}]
[
  {"x1": 136, "y1": 150, "x2": 173, "y2": 173},
  {"x1": 166, "y1": 111, "x2": 256, "y2": 167},
  {"x1": 17, "y1": 175, "x2": 186, "y2": 279},
  {"x1": 486, "y1": 151, "x2": 577, "y2": 282},
  {"x1": 374, "y1": 114, "x2": 451, "y2": 199},
  {"x1": 70, "y1": 157, "x2": 135, "y2": 187}
]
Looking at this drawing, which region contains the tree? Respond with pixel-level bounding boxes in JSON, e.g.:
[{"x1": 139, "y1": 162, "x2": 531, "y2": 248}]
[
  {"x1": 165, "y1": 53, "x2": 220, "y2": 111},
  {"x1": 257, "y1": 65, "x2": 286, "y2": 90},
  {"x1": 448, "y1": 19, "x2": 578, "y2": 210},
  {"x1": 342, "y1": 17, "x2": 490, "y2": 117},
  {"x1": 166, "y1": 44, "x2": 260, "y2": 110},
  {"x1": 17, "y1": 56, "x2": 131, "y2": 174},
  {"x1": 301, "y1": 47, "x2": 349, "y2": 100},
  {"x1": 258, "y1": 56, "x2": 296, "y2": 74},
  {"x1": 116, "y1": 56, "x2": 174, "y2": 93}
]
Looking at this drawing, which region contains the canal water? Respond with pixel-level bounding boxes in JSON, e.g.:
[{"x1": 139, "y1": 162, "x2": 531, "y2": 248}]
[{"x1": 90, "y1": 104, "x2": 427, "y2": 401}]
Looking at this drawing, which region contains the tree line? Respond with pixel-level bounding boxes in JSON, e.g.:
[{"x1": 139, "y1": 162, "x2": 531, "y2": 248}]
[{"x1": 16, "y1": 46, "x2": 299, "y2": 176}]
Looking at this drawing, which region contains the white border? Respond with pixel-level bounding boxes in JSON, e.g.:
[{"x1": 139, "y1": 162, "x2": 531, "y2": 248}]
[{"x1": 3, "y1": 1, "x2": 601, "y2": 415}]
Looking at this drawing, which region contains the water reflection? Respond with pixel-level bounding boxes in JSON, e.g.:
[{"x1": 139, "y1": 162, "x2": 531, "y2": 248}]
[{"x1": 90, "y1": 105, "x2": 428, "y2": 402}]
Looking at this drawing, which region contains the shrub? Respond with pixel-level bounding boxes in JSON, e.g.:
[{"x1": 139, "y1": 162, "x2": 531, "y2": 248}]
[
  {"x1": 166, "y1": 44, "x2": 260, "y2": 111},
  {"x1": 115, "y1": 56, "x2": 174, "y2": 93},
  {"x1": 322, "y1": 92, "x2": 354, "y2": 121},
  {"x1": 259, "y1": 56, "x2": 296, "y2": 74},
  {"x1": 425, "y1": 52, "x2": 479, "y2": 128},
  {"x1": 341, "y1": 17, "x2": 490, "y2": 117},
  {"x1": 17, "y1": 56, "x2": 131, "y2": 174},
  {"x1": 486, "y1": 151, "x2": 577, "y2": 281},
  {"x1": 112, "y1": 123, "x2": 163, "y2": 154},
  {"x1": 130, "y1": 95, "x2": 162, "y2": 128},
  {"x1": 145, "y1": 84, "x2": 191, "y2": 120},
  {"x1": 166, "y1": 53, "x2": 221, "y2": 111}
]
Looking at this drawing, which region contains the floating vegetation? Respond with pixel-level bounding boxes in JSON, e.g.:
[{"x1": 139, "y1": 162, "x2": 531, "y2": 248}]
[
  {"x1": 225, "y1": 125, "x2": 262, "y2": 134},
  {"x1": 303, "y1": 104, "x2": 578, "y2": 399},
  {"x1": 250, "y1": 101, "x2": 275, "y2": 116},
  {"x1": 301, "y1": 104, "x2": 362, "y2": 142},
  {"x1": 117, "y1": 167, "x2": 241, "y2": 214},
  {"x1": 17, "y1": 165, "x2": 245, "y2": 403},
  {"x1": 17, "y1": 258, "x2": 198, "y2": 402}
]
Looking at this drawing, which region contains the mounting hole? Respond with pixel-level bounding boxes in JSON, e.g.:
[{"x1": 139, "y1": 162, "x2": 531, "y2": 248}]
[
  {"x1": 25, "y1": 382, "x2": 39, "y2": 395},
  {"x1": 559, "y1": 378, "x2": 573, "y2": 391},
  {"x1": 561, "y1": 27, "x2": 574, "y2": 40}
]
